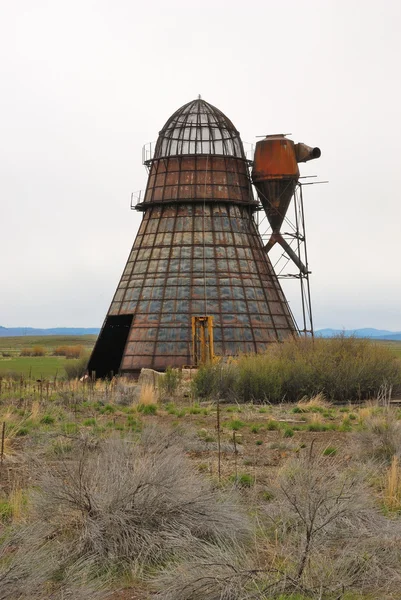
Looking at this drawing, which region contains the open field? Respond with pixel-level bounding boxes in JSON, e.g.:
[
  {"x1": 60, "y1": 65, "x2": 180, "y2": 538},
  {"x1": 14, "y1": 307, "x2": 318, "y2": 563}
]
[
  {"x1": 372, "y1": 339, "x2": 401, "y2": 358},
  {"x1": 0, "y1": 356, "x2": 69, "y2": 379},
  {"x1": 0, "y1": 335, "x2": 97, "y2": 378},
  {"x1": 1, "y1": 375, "x2": 401, "y2": 599},
  {"x1": 0, "y1": 334, "x2": 97, "y2": 354},
  {"x1": 0, "y1": 335, "x2": 400, "y2": 380}
]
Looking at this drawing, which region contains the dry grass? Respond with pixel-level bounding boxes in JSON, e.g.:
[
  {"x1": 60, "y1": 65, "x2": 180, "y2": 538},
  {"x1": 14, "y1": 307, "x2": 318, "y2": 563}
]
[
  {"x1": 8, "y1": 488, "x2": 26, "y2": 522},
  {"x1": 358, "y1": 400, "x2": 383, "y2": 422},
  {"x1": 31, "y1": 400, "x2": 40, "y2": 421},
  {"x1": 138, "y1": 383, "x2": 158, "y2": 406},
  {"x1": 0, "y1": 418, "x2": 27, "y2": 458},
  {"x1": 383, "y1": 455, "x2": 401, "y2": 511},
  {"x1": 297, "y1": 392, "x2": 331, "y2": 410},
  {"x1": 309, "y1": 412, "x2": 324, "y2": 425}
]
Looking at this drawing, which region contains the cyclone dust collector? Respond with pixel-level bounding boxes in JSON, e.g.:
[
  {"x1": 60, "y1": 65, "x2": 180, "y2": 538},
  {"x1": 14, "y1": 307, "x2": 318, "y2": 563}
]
[{"x1": 88, "y1": 99, "x2": 318, "y2": 378}]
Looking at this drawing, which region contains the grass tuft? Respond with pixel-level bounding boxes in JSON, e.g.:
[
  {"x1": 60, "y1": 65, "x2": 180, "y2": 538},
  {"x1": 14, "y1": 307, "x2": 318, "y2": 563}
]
[{"x1": 383, "y1": 455, "x2": 401, "y2": 511}]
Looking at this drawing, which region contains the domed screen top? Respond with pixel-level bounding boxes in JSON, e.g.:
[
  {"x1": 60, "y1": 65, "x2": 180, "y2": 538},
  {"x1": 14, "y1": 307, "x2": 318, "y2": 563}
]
[{"x1": 154, "y1": 99, "x2": 245, "y2": 160}]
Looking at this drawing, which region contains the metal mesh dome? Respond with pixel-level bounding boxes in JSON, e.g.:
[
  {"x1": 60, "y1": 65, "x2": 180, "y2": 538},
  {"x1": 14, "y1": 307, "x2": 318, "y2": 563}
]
[{"x1": 153, "y1": 98, "x2": 245, "y2": 160}]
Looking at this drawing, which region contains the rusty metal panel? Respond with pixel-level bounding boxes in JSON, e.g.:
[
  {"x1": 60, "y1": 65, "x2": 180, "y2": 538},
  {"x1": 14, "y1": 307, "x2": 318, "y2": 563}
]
[{"x1": 252, "y1": 135, "x2": 299, "y2": 181}]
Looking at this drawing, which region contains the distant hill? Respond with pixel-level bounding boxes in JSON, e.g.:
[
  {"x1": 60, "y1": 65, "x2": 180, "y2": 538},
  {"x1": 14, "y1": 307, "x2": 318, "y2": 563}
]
[
  {"x1": 316, "y1": 328, "x2": 401, "y2": 341},
  {"x1": 0, "y1": 326, "x2": 100, "y2": 337},
  {"x1": 1, "y1": 325, "x2": 400, "y2": 341}
]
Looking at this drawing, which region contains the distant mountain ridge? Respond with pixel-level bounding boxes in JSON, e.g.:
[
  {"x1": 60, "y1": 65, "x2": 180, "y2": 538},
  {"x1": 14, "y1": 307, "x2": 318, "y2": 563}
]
[
  {"x1": 316, "y1": 328, "x2": 401, "y2": 341},
  {"x1": 1, "y1": 326, "x2": 400, "y2": 341},
  {"x1": 0, "y1": 326, "x2": 100, "y2": 337}
]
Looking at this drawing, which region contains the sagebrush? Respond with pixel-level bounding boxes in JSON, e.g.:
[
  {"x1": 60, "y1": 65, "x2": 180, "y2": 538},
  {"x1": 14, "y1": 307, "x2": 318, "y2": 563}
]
[{"x1": 0, "y1": 428, "x2": 249, "y2": 597}]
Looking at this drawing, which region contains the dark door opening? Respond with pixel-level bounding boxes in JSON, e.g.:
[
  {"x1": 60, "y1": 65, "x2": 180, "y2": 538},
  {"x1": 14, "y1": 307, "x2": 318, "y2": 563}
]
[{"x1": 87, "y1": 314, "x2": 133, "y2": 379}]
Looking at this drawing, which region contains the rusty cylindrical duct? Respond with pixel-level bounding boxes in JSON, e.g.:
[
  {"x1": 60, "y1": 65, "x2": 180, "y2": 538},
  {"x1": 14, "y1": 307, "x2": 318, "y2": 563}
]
[{"x1": 294, "y1": 143, "x2": 321, "y2": 163}]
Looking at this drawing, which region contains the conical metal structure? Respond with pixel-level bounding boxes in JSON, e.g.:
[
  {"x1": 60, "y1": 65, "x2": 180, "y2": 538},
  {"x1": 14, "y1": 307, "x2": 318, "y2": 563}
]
[{"x1": 88, "y1": 99, "x2": 297, "y2": 377}]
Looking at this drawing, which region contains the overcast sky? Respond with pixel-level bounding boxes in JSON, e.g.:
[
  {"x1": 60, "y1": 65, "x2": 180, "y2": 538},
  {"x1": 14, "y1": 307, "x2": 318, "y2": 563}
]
[{"x1": 1, "y1": 0, "x2": 400, "y2": 331}]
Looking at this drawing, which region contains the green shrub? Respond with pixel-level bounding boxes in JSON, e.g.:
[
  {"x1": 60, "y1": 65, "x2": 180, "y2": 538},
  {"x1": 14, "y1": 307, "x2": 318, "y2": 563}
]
[
  {"x1": 159, "y1": 367, "x2": 182, "y2": 397},
  {"x1": 227, "y1": 419, "x2": 245, "y2": 431},
  {"x1": 127, "y1": 417, "x2": 141, "y2": 432},
  {"x1": 138, "y1": 403, "x2": 157, "y2": 415},
  {"x1": 100, "y1": 404, "x2": 115, "y2": 414},
  {"x1": 191, "y1": 336, "x2": 401, "y2": 403},
  {"x1": 61, "y1": 422, "x2": 78, "y2": 434},
  {"x1": 0, "y1": 500, "x2": 12, "y2": 522},
  {"x1": 229, "y1": 473, "x2": 254, "y2": 488},
  {"x1": 265, "y1": 420, "x2": 281, "y2": 431},
  {"x1": 40, "y1": 415, "x2": 54, "y2": 425},
  {"x1": 191, "y1": 364, "x2": 219, "y2": 398},
  {"x1": 191, "y1": 361, "x2": 238, "y2": 399},
  {"x1": 340, "y1": 417, "x2": 353, "y2": 432},
  {"x1": 64, "y1": 355, "x2": 89, "y2": 380},
  {"x1": 307, "y1": 422, "x2": 329, "y2": 432},
  {"x1": 282, "y1": 426, "x2": 294, "y2": 438},
  {"x1": 323, "y1": 446, "x2": 337, "y2": 456},
  {"x1": 16, "y1": 426, "x2": 29, "y2": 436}
]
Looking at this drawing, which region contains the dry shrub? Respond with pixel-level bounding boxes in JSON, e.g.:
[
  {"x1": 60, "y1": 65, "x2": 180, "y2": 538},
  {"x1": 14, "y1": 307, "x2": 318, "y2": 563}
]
[
  {"x1": 0, "y1": 524, "x2": 107, "y2": 600},
  {"x1": 64, "y1": 354, "x2": 89, "y2": 380},
  {"x1": 20, "y1": 345, "x2": 46, "y2": 357},
  {"x1": 152, "y1": 543, "x2": 255, "y2": 600},
  {"x1": 0, "y1": 429, "x2": 249, "y2": 597},
  {"x1": 264, "y1": 450, "x2": 401, "y2": 598},
  {"x1": 114, "y1": 377, "x2": 140, "y2": 406},
  {"x1": 53, "y1": 345, "x2": 84, "y2": 359},
  {"x1": 32, "y1": 345, "x2": 46, "y2": 356},
  {"x1": 153, "y1": 449, "x2": 401, "y2": 600},
  {"x1": 355, "y1": 409, "x2": 401, "y2": 463}
]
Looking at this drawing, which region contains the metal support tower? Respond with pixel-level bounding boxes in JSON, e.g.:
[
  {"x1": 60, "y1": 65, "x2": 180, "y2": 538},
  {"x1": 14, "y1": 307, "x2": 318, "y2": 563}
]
[{"x1": 255, "y1": 182, "x2": 314, "y2": 337}]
